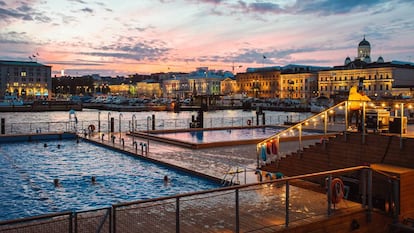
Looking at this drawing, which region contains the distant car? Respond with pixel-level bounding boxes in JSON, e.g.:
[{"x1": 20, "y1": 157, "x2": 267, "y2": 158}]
[{"x1": 182, "y1": 98, "x2": 192, "y2": 104}]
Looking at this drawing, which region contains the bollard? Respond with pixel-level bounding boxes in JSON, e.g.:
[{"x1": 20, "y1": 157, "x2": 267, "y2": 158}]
[
  {"x1": 121, "y1": 138, "x2": 125, "y2": 149},
  {"x1": 133, "y1": 141, "x2": 138, "y2": 154},
  {"x1": 139, "y1": 142, "x2": 144, "y2": 156},
  {"x1": 144, "y1": 143, "x2": 148, "y2": 155},
  {"x1": 111, "y1": 135, "x2": 116, "y2": 144},
  {"x1": 152, "y1": 114, "x2": 155, "y2": 130},
  {"x1": 1, "y1": 118, "x2": 5, "y2": 134},
  {"x1": 110, "y1": 117, "x2": 114, "y2": 133},
  {"x1": 101, "y1": 133, "x2": 105, "y2": 141},
  {"x1": 262, "y1": 112, "x2": 266, "y2": 125}
]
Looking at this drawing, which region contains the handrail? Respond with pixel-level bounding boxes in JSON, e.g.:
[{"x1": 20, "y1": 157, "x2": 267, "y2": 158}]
[
  {"x1": 113, "y1": 165, "x2": 368, "y2": 208},
  {"x1": 1, "y1": 165, "x2": 378, "y2": 232},
  {"x1": 257, "y1": 101, "x2": 347, "y2": 146}
]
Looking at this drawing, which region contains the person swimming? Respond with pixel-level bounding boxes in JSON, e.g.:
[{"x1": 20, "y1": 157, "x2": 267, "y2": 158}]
[
  {"x1": 53, "y1": 178, "x2": 60, "y2": 187},
  {"x1": 91, "y1": 176, "x2": 96, "y2": 184},
  {"x1": 163, "y1": 175, "x2": 169, "y2": 185}
]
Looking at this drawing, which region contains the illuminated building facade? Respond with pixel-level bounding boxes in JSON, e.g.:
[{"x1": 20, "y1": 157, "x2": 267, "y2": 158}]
[
  {"x1": 163, "y1": 67, "x2": 230, "y2": 100},
  {"x1": 318, "y1": 37, "x2": 414, "y2": 99},
  {"x1": 280, "y1": 72, "x2": 318, "y2": 99},
  {"x1": 236, "y1": 67, "x2": 280, "y2": 98},
  {"x1": 0, "y1": 60, "x2": 52, "y2": 100},
  {"x1": 220, "y1": 77, "x2": 238, "y2": 96},
  {"x1": 236, "y1": 66, "x2": 323, "y2": 99},
  {"x1": 135, "y1": 82, "x2": 162, "y2": 98}
]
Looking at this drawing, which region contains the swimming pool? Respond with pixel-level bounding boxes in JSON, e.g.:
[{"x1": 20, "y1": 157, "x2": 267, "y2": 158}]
[
  {"x1": 150, "y1": 127, "x2": 316, "y2": 144},
  {"x1": 0, "y1": 140, "x2": 220, "y2": 221}
]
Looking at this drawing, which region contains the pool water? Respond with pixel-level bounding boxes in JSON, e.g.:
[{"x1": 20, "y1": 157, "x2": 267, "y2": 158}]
[
  {"x1": 153, "y1": 127, "x2": 310, "y2": 144},
  {"x1": 0, "y1": 140, "x2": 219, "y2": 221}
]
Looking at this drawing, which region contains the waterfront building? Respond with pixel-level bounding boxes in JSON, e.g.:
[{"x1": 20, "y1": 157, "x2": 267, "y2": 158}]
[
  {"x1": 236, "y1": 65, "x2": 324, "y2": 99},
  {"x1": 318, "y1": 37, "x2": 414, "y2": 99},
  {"x1": 162, "y1": 74, "x2": 189, "y2": 100},
  {"x1": 280, "y1": 72, "x2": 318, "y2": 99},
  {"x1": 187, "y1": 67, "x2": 231, "y2": 96},
  {"x1": 162, "y1": 67, "x2": 231, "y2": 100},
  {"x1": 220, "y1": 77, "x2": 238, "y2": 96},
  {"x1": 135, "y1": 80, "x2": 162, "y2": 98},
  {"x1": 236, "y1": 67, "x2": 280, "y2": 98},
  {"x1": 0, "y1": 60, "x2": 52, "y2": 100},
  {"x1": 279, "y1": 64, "x2": 325, "y2": 99}
]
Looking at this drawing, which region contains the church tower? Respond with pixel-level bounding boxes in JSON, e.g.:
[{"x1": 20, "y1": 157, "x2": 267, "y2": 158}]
[{"x1": 357, "y1": 36, "x2": 371, "y2": 62}]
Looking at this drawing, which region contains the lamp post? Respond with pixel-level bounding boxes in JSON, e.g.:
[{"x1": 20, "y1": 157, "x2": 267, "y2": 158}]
[{"x1": 119, "y1": 113, "x2": 123, "y2": 143}]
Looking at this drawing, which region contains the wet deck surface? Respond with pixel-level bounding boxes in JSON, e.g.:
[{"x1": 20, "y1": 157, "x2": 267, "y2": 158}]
[{"x1": 83, "y1": 131, "x2": 363, "y2": 232}]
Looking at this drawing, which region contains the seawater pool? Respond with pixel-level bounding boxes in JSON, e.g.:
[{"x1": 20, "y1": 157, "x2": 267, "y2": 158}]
[
  {"x1": 151, "y1": 127, "x2": 315, "y2": 144},
  {"x1": 0, "y1": 139, "x2": 220, "y2": 221}
]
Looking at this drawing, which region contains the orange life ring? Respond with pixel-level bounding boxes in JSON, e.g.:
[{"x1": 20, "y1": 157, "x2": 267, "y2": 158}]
[
  {"x1": 331, "y1": 178, "x2": 345, "y2": 204},
  {"x1": 88, "y1": 124, "x2": 96, "y2": 132},
  {"x1": 247, "y1": 119, "x2": 252, "y2": 126}
]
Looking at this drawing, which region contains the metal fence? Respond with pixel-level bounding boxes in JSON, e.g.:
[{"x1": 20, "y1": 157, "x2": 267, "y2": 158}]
[
  {"x1": 0, "y1": 166, "x2": 383, "y2": 233},
  {"x1": 1, "y1": 114, "x2": 310, "y2": 135}
]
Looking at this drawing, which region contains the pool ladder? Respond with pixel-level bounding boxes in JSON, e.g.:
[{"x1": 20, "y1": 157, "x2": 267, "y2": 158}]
[{"x1": 221, "y1": 167, "x2": 244, "y2": 186}]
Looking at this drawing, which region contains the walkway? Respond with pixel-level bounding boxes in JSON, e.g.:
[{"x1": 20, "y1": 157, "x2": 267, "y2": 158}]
[{"x1": 83, "y1": 132, "x2": 367, "y2": 232}]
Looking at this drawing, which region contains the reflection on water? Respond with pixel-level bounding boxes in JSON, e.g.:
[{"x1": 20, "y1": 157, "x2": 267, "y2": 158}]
[{"x1": 154, "y1": 127, "x2": 319, "y2": 144}]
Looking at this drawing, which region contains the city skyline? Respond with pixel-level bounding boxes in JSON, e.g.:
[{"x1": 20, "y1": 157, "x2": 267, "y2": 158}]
[{"x1": 1, "y1": 0, "x2": 414, "y2": 77}]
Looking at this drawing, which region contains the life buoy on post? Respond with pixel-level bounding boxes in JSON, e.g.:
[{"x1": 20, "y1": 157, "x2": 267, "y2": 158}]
[
  {"x1": 331, "y1": 178, "x2": 345, "y2": 204},
  {"x1": 247, "y1": 119, "x2": 252, "y2": 126},
  {"x1": 88, "y1": 124, "x2": 96, "y2": 132}
]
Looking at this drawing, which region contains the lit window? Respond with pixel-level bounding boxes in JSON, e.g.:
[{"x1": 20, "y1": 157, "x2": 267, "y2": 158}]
[{"x1": 21, "y1": 71, "x2": 27, "y2": 77}]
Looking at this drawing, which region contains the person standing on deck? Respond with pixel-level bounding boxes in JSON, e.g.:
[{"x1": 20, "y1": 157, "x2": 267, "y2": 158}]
[{"x1": 348, "y1": 86, "x2": 371, "y2": 130}]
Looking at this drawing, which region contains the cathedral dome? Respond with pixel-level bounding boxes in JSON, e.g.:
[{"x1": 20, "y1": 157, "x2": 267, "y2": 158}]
[
  {"x1": 363, "y1": 55, "x2": 371, "y2": 63},
  {"x1": 377, "y1": 56, "x2": 384, "y2": 63},
  {"x1": 359, "y1": 37, "x2": 370, "y2": 47},
  {"x1": 344, "y1": 56, "x2": 351, "y2": 65}
]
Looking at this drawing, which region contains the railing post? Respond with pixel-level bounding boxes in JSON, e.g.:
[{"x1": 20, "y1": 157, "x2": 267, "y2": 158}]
[
  {"x1": 236, "y1": 189, "x2": 240, "y2": 233},
  {"x1": 109, "y1": 207, "x2": 113, "y2": 233},
  {"x1": 367, "y1": 168, "x2": 372, "y2": 222},
  {"x1": 113, "y1": 205, "x2": 116, "y2": 233},
  {"x1": 400, "y1": 103, "x2": 404, "y2": 149},
  {"x1": 285, "y1": 180, "x2": 290, "y2": 227},
  {"x1": 362, "y1": 102, "x2": 366, "y2": 144},
  {"x1": 344, "y1": 101, "x2": 348, "y2": 128},
  {"x1": 324, "y1": 111, "x2": 328, "y2": 136},
  {"x1": 71, "y1": 212, "x2": 75, "y2": 233},
  {"x1": 361, "y1": 169, "x2": 367, "y2": 208},
  {"x1": 176, "y1": 197, "x2": 180, "y2": 233},
  {"x1": 393, "y1": 178, "x2": 400, "y2": 223},
  {"x1": 327, "y1": 175, "x2": 332, "y2": 216},
  {"x1": 298, "y1": 124, "x2": 302, "y2": 150},
  {"x1": 98, "y1": 111, "x2": 101, "y2": 133}
]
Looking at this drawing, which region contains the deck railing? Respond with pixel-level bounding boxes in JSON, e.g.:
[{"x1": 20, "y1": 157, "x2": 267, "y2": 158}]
[
  {"x1": 0, "y1": 166, "x2": 382, "y2": 233},
  {"x1": 1, "y1": 113, "x2": 311, "y2": 135}
]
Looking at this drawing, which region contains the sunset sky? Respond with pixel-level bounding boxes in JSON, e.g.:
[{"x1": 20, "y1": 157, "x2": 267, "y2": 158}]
[{"x1": 1, "y1": 0, "x2": 414, "y2": 77}]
